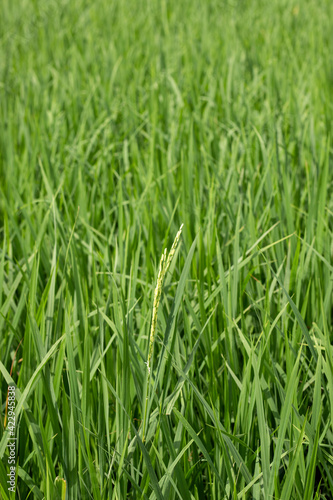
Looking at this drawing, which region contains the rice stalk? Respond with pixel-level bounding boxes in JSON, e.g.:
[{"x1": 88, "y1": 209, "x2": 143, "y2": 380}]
[{"x1": 142, "y1": 223, "x2": 184, "y2": 442}]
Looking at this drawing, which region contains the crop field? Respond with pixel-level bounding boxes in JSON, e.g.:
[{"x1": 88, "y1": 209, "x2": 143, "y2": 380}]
[{"x1": 1, "y1": 0, "x2": 333, "y2": 498}]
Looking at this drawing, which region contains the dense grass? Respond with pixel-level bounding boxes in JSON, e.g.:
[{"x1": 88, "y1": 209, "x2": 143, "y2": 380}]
[{"x1": 1, "y1": 0, "x2": 333, "y2": 498}]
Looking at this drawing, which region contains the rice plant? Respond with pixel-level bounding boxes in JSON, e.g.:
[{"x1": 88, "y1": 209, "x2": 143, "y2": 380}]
[{"x1": 0, "y1": 0, "x2": 332, "y2": 498}]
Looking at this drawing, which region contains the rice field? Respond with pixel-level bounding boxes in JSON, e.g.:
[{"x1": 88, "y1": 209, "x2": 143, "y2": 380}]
[{"x1": 1, "y1": 0, "x2": 333, "y2": 498}]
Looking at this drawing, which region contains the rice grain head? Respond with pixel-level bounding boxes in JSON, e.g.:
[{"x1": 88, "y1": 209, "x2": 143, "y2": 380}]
[{"x1": 146, "y1": 223, "x2": 184, "y2": 375}]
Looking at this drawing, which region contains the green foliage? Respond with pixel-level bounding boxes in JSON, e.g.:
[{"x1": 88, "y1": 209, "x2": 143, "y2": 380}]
[{"x1": 1, "y1": 0, "x2": 333, "y2": 498}]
